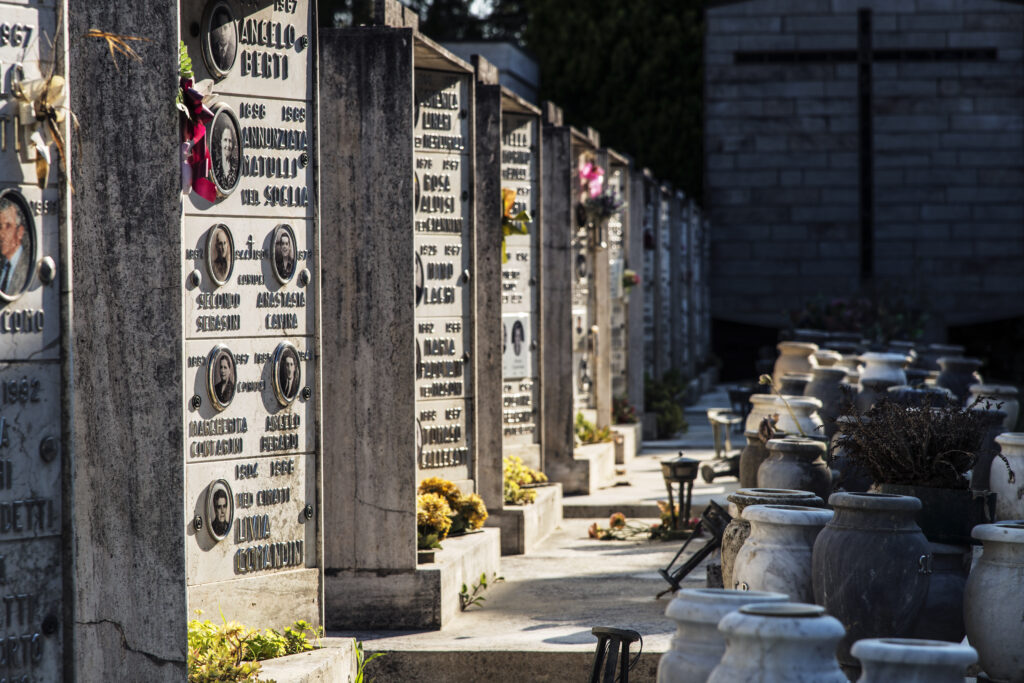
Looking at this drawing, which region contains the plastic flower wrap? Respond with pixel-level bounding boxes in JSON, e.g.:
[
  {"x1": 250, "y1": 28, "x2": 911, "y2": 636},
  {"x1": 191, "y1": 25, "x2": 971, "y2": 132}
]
[{"x1": 579, "y1": 160, "x2": 605, "y2": 200}]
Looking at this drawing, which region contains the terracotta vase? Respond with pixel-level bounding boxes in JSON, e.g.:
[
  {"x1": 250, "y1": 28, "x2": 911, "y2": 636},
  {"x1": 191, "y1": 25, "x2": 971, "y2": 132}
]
[
  {"x1": 720, "y1": 488, "x2": 824, "y2": 592},
  {"x1": 858, "y1": 352, "x2": 909, "y2": 386},
  {"x1": 992, "y1": 433, "x2": 1024, "y2": 522},
  {"x1": 812, "y1": 492, "x2": 932, "y2": 669},
  {"x1": 707, "y1": 603, "x2": 847, "y2": 683},
  {"x1": 964, "y1": 522, "x2": 1024, "y2": 682},
  {"x1": 970, "y1": 384, "x2": 1020, "y2": 431},
  {"x1": 733, "y1": 504, "x2": 833, "y2": 601},
  {"x1": 773, "y1": 342, "x2": 818, "y2": 391},
  {"x1": 852, "y1": 638, "x2": 977, "y2": 683},
  {"x1": 657, "y1": 588, "x2": 788, "y2": 683},
  {"x1": 757, "y1": 437, "x2": 832, "y2": 502},
  {"x1": 935, "y1": 356, "x2": 983, "y2": 403},
  {"x1": 804, "y1": 367, "x2": 849, "y2": 440}
]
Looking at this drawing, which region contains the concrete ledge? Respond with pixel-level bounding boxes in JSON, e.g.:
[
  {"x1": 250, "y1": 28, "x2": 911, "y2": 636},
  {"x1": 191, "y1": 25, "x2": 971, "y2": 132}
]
[
  {"x1": 257, "y1": 642, "x2": 357, "y2": 683},
  {"x1": 489, "y1": 483, "x2": 563, "y2": 555},
  {"x1": 550, "y1": 442, "x2": 617, "y2": 495},
  {"x1": 188, "y1": 568, "x2": 320, "y2": 630},
  {"x1": 611, "y1": 423, "x2": 641, "y2": 467},
  {"x1": 325, "y1": 528, "x2": 501, "y2": 630},
  {"x1": 362, "y1": 649, "x2": 662, "y2": 683}
]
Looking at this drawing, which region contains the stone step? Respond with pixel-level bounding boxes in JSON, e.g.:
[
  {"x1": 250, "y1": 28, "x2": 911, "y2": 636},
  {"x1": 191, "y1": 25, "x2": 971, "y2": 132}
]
[{"x1": 257, "y1": 643, "x2": 357, "y2": 683}]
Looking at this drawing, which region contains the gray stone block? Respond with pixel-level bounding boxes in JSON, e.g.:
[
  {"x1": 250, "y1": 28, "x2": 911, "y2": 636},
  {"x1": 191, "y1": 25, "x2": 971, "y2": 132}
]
[
  {"x1": 800, "y1": 170, "x2": 856, "y2": 186},
  {"x1": 977, "y1": 168, "x2": 1024, "y2": 186},
  {"x1": 795, "y1": 32, "x2": 857, "y2": 50},
  {"x1": 875, "y1": 79, "x2": 938, "y2": 97},
  {"x1": 796, "y1": 98, "x2": 855, "y2": 116},
  {"x1": 874, "y1": 114, "x2": 949, "y2": 133},
  {"x1": 897, "y1": 13, "x2": 966, "y2": 31},
  {"x1": 949, "y1": 187, "x2": 1024, "y2": 203},
  {"x1": 821, "y1": 187, "x2": 858, "y2": 204},
  {"x1": 784, "y1": 14, "x2": 856, "y2": 32},
  {"x1": 707, "y1": 154, "x2": 737, "y2": 171},
  {"x1": 905, "y1": 169, "x2": 978, "y2": 185},
  {"x1": 959, "y1": 150, "x2": 1022, "y2": 166},
  {"x1": 877, "y1": 187, "x2": 947, "y2": 204},
  {"x1": 921, "y1": 204, "x2": 970, "y2": 221},
  {"x1": 792, "y1": 205, "x2": 858, "y2": 223},
  {"x1": 738, "y1": 34, "x2": 799, "y2": 50},
  {"x1": 828, "y1": 152, "x2": 858, "y2": 169},
  {"x1": 940, "y1": 131, "x2": 1014, "y2": 148},
  {"x1": 950, "y1": 114, "x2": 1024, "y2": 131},
  {"x1": 876, "y1": 153, "x2": 931, "y2": 168},
  {"x1": 736, "y1": 152, "x2": 828, "y2": 169},
  {"x1": 965, "y1": 12, "x2": 1024, "y2": 31},
  {"x1": 972, "y1": 97, "x2": 1024, "y2": 114},
  {"x1": 707, "y1": 169, "x2": 779, "y2": 188},
  {"x1": 948, "y1": 30, "x2": 1024, "y2": 49},
  {"x1": 706, "y1": 16, "x2": 783, "y2": 34},
  {"x1": 876, "y1": 132, "x2": 941, "y2": 150}
]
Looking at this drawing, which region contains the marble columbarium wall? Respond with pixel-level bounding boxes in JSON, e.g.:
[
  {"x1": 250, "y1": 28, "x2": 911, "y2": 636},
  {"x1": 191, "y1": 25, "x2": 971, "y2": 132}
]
[{"x1": 179, "y1": 0, "x2": 322, "y2": 627}]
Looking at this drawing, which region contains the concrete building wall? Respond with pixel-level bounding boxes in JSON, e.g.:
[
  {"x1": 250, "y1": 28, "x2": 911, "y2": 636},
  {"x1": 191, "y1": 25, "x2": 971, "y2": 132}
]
[{"x1": 705, "y1": 0, "x2": 1024, "y2": 331}]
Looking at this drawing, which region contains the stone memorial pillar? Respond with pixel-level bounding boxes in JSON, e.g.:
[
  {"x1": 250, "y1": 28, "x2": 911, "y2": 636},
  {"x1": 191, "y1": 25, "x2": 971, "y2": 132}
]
[
  {"x1": 626, "y1": 165, "x2": 646, "y2": 420},
  {"x1": 639, "y1": 170, "x2": 659, "y2": 439},
  {"x1": 0, "y1": 1, "x2": 66, "y2": 678},
  {"x1": 670, "y1": 190, "x2": 691, "y2": 378},
  {"x1": 319, "y1": 3, "x2": 499, "y2": 630},
  {"x1": 655, "y1": 184, "x2": 673, "y2": 380}
]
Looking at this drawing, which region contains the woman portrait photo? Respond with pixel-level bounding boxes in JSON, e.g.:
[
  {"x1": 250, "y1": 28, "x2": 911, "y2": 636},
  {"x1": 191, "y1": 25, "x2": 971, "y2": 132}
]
[
  {"x1": 207, "y1": 345, "x2": 236, "y2": 410},
  {"x1": 210, "y1": 106, "x2": 242, "y2": 197},
  {"x1": 206, "y1": 479, "x2": 234, "y2": 542}
]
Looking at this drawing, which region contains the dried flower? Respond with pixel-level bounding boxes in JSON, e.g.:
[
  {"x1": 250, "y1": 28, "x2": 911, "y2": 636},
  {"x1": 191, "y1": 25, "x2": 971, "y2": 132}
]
[
  {"x1": 609, "y1": 512, "x2": 627, "y2": 529},
  {"x1": 455, "y1": 493, "x2": 488, "y2": 530},
  {"x1": 417, "y1": 493, "x2": 453, "y2": 540}
]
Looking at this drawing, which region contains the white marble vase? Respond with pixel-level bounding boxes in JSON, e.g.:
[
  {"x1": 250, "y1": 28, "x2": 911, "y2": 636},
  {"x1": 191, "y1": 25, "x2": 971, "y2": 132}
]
[
  {"x1": 991, "y1": 433, "x2": 1024, "y2": 522},
  {"x1": 964, "y1": 522, "x2": 1024, "y2": 683},
  {"x1": 852, "y1": 638, "x2": 977, "y2": 683}
]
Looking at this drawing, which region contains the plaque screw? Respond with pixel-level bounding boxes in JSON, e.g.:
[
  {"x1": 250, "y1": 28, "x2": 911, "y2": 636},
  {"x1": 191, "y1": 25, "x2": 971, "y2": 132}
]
[
  {"x1": 38, "y1": 256, "x2": 56, "y2": 285},
  {"x1": 298, "y1": 268, "x2": 310, "y2": 287},
  {"x1": 459, "y1": 109, "x2": 467, "y2": 119},
  {"x1": 530, "y1": 340, "x2": 538, "y2": 351},
  {"x1": 304, "y1": 504, "x2": 314, "y2": 520},
  {"x1": 190, "y1": 22, "x2": 200, "y2": 37},
  {"x1": 302, "y1": 386, "x2": 312, "y2": 400},
  {"x1": 461, "y1": 269, "x2": 471, "y2": 283},
  {"x1": 39, "y1": 437, "x2": 57, "y2": 463},
  {"x1": 299, "y1": 152, "x2": 309, "y2": 167},
  {"x1": 461, "y1": 190, "x2": 469, "y2": 201},
  {"x1": 41, "y1": 615, "x2": 58, "y2": 636},
  {"x1": 462, "y1": 352, "x2": 470, "y2": 362},
  {"x1": 528, "y1": 277, "x2": 537, "y2": 286},
  {"x1": 188, "y1": 269, "x2": 202, "y2": 287},
  {"x1": 193, "y1": 515, "x2": 204, "y2": 531},
  {"x1": 299, "y1": 36, "x2": 309, "y2": 50},
  {"x1": 191, "y1": 394, "x2": 202, "y2": 410}
]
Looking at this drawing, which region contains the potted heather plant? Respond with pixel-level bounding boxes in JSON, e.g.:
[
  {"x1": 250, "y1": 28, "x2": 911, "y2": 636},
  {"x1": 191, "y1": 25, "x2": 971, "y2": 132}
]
[{"x1": 833, "y1": 398, "x2": 1008, "y2": 545}]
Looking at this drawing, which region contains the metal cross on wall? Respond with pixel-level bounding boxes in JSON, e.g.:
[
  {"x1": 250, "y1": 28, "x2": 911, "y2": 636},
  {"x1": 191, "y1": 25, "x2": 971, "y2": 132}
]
[{"x1": 733, "y1": 8, "x2": 998, "y2": 282}]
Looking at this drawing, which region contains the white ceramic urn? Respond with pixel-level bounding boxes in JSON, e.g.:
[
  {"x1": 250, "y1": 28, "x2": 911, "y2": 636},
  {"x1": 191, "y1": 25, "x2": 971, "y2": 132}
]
[
  {"x1": 852, "y1": 638, "x2": 977, "y2": 683},
  {"x1": 991, "y1": 433, "x2": 1024, "y2": 522},
  {"x1": 657, "y1": 588, "x2": 788, "y2": 683},
  {"x1": 858, "y1": 352, "x2": 909, "y2": 387},
  {"x1": 746, "y1": 394, "x2": 824, "y2": 439},
  {"x1": 970, "y1": 384, "x2": 1020, "y2": 431},
  {"x1": 965, "y1": 522, "x2": 1024, "y2": 682},
  {"x1": 733, "y1": 504, "x2": 834, "y2": 602},
  {"x1": 773, "y1": 342, "x2": 819, "y2": 391},
  {"x1": 707, "y1": 603, "x2": 847, "y2": 683}
]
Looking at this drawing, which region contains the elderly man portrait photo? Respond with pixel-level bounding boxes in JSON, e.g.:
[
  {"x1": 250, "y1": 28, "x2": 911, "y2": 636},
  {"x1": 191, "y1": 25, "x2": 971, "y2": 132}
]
[{"x1": 0, "y1": 195, "x2": 32, "y2": 297}]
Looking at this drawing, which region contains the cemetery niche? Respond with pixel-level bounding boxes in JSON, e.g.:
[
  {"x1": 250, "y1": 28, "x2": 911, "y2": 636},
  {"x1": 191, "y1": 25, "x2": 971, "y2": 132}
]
[{"x1": 319, "y1": 2, "x2": 499, "y2": 631}]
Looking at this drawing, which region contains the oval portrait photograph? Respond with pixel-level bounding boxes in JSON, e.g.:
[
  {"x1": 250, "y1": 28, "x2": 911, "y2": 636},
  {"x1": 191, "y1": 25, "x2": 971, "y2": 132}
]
[
  {"x1": 205, "y1": 224, "x2": 234, "y2": 286},
  {"x1": 273, "y1": 341, "x2": 302, "y2": 406},
  {"x1": 271, "y1": 223, "x2": 298, "y2": 284},
  {"x1": 210, "y1": 105, "x2": 242, "y2": 198},
  {"x1": 201, "y1": 0, "x2": 238, "y2": 78},
  {"x1": 205, "y1": 479, "x2": 234, "y2": 542},
  {"x1": 415, "y1": 252, "x2": 424, "y2": 306},
  {"x1": 207, "y1": 344, "x2": 236, "y2": 411},
  {"x1": 0, "y1": 188, "x2": 36, "y2": 302}
]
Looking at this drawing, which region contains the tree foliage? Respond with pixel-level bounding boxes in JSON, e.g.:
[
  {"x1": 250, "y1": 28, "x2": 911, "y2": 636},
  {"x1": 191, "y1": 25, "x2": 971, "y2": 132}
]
[{"x1": 316, "y1": 0, "x2": 705, "y2": 200}]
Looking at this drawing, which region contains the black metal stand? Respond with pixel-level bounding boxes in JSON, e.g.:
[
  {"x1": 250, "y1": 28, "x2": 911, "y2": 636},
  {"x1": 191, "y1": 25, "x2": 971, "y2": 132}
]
[
  {"x1": 657, "y1": 500, "x2": 732, "y2": 598},
  {"x1": 588, "y1": 626, "x2": 641, "y2": 683}
]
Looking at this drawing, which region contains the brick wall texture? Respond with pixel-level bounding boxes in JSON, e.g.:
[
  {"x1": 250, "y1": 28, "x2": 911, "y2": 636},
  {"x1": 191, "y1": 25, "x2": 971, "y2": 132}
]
[{"x1": 705, "y1": 0, "x2": 1024, "y2": 329}]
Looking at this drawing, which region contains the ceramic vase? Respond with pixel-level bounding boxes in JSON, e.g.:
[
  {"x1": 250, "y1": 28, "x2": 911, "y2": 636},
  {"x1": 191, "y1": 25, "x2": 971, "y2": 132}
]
[
  {"x1": 920, "y1": 344, "x2": 965, "y2": 372},
  {"x1": 721, "y1": 488, "x2": 824, "y2": 591},
  {"x1": 733, "y1": 504, "x2": 833, "y2": 601},
  {"x1": 812, "y1": 492, "x2": 932, "y2": 669},
  {"x1": 757, "y1": 437, "x2": 832, "y2": 502},
  {"x1": 972, "y1": 407, "x2": 1010, "y2": 493},
  {"x1": 814, "y1": 349, "x2": 843, "y2": 368},
  {"x1": 887, "y1": 384, "x2": 955, "y2": 408},
  {"x1": 746, "y1": 394, "x2": 824, "y2": 438},
  {"x1": 707, "y1": 603, "x2": 847, "y2": 683},
  {"x1": 970, "y1": 384, "x2": 1020, "y2": 431},
  {"x1": 738, "y1": 433, "x2": 769, "y2": 489},
  {"x1": 773, "y1": 342, "x2": 818, "y2": 391},
  {"x1": 779, "y1": 373, "x2": 813, "y2": 396},
  {"x1": 859, "y1": 352, "x2": 909, "y2": 386},
  {"x1": 657, "y1": 588, "x2": 788, "y2": 683},
  {"x1": 856, "y1": 378, "x2": 899, "y2": 412},
  {"x1": 804, "y1": 367, "x2": 849, "y2": 440},
  {"x1": 830, "y1": 417, "x2": 873, "y2": 492},
  {"x1": 852, "y1": 638, "x2": 977, "y2": 683},
  {"x1": 992, "y1": 434, "x2": 1024, "y2": 522},
  {"x1": 935, "y1": 357, "x2": 983, "y2": 403},
  {"x1": 964, "y1": 522, "x2": 1024, "y2": 683}
]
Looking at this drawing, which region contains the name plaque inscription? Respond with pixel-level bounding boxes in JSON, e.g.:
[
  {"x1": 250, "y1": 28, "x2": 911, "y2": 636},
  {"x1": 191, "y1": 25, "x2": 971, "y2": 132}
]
[
  {"x1": 414, "y1": 69, "x2": 473, "y2": 479},
  {"x1": 500, "y1": 113, "x2": 539, "y2": 446},
  {"x1": 182, "y1": 0, "x2": 318, "y2": 605},
  {"x1": 0, "y1": 1, "x2": 63, "y2": 678}
]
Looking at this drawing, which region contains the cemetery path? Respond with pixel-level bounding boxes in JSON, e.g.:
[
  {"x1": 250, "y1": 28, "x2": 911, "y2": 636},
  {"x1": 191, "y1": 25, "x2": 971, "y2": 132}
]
[{"x1": 326, "y1": 386, "x2": 740, "y2": 682}]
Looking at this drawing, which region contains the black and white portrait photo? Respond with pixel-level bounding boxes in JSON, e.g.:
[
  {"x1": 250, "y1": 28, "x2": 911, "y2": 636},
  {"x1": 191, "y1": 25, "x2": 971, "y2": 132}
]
[
  {"x1": 415, "y1": 252, "x2": 424, "y2": 306},
  {"x1": 202, "y1": 0, "x2": 238, "y2": 78},
  {"x1": 0, "y1": 190, "x2": 35, "y2": 300},
  {"x1": 575, "y1": 251, "x2": 588, "y2": 280},
  {"x1": 502, "y1": 314, "x2": 531, "y2": 379},
  {"x1": 273, "y1": 342, "x2": 302, "y2": 406},
  {"x1": 208, "y1": 345, "x2": 236, "y2": 410},
  {"x1": 272, "y1": 224, "x2": 297, "y2": 283},
  {"x1": 210, "y1": 106, "x2": 242, "y2": 196},
  {"x1": 206, "y1": 479, "x2": 234, "y2": 541},
  {"x1": 512, "y1": 320, "x2": 525, "y2": 356},
  {"x1": 206, "y1": 224, "x2": 234, "y2": 286}
]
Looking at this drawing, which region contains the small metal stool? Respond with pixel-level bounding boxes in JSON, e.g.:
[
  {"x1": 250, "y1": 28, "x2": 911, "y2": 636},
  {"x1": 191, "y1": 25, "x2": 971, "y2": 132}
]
[
  {"x1": 706, "y1": 409, "x2": 742, "y2": 458},
  {"x1": 588, "y1": 626, "x2": 642, "y2": 683}
]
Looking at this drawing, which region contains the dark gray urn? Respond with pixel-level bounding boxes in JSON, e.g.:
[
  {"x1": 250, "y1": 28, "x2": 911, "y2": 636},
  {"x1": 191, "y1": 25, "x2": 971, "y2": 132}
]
[
  {"x1": 935, "y1": 356, "x2": 983, "y2": 403},
  {"x1": 920, "y1": 344, "x2": 966, "y2": 372},
  {"x1": 971, "y1": 405, "x2": 1010, "y2": 492},
  {"x1": 830, "y1": 416, "x2": 874, "y2": 493},
  {"x1": 804, "y1": 367, "x2": 849, "y2": 440},
  {"x1": 739, "y1": 433, "x2": 768, "y2": 489},
  {"x1": 887, "y1": 384, "x2": 956, "y2": 408},
  {"x1": 721, "y1": 487, "x2": 824, "y2": 591},
  {"x1": 757, "y1": 437, "x2": 832, "y2": 501},
  {"x1": 856, "y1": 378, "x2": 900, "y2": 412},
  {"x1": 779, "y1": 372, "x2": 813, "y2": 396},
  {"x1": 911, "y1": 542, "x2": 970, "y2": 643},
  {"x1": 812, "y1": 492, "x2": 932, "y2": 669}
]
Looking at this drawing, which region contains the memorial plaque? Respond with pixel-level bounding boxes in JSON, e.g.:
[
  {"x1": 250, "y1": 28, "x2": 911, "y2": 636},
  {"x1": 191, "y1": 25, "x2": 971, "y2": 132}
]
[
  {"x1": 500, "y1": 111, "x2": 539, "y2": 447},
  {"x1": 607, "y1": 166, "x2": 627, "y2": 398},
  {"x1": 0, "y1": 1, "x2": 63, "y2": 677},
  {"x1": 658, "y1": 190, "x2": 671, "y2": 376},
  {"x1": 414, "y1": 68, "x2": 473, "y2": 482},
  {"x1": 181, "y1": 0, "x2": 318, "y2": 620},
  {"x1": 642, "y1": 184, "x2": 656, "y2": 378},
  {"x1": 571, "y1": 146, "x2": 596, "y2": 411}
]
